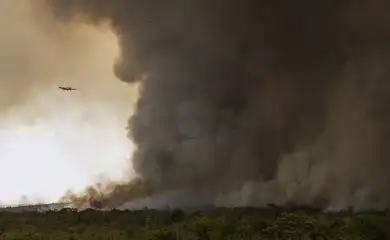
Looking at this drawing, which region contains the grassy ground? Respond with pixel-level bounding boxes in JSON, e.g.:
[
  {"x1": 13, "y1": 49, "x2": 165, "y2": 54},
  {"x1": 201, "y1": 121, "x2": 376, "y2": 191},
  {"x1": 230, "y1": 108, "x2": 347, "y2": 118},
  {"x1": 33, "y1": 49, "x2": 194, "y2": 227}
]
[{"x1": 0, "y1": 207, "x2": 389, "y2": 239}]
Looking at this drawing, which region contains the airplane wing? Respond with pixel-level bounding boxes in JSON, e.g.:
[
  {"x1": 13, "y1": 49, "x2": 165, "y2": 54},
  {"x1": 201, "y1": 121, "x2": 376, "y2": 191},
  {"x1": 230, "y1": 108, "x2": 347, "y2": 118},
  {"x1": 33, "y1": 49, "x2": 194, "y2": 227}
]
[{"x1": 58, "y1": 87, "x2": 77, "y2": 91}]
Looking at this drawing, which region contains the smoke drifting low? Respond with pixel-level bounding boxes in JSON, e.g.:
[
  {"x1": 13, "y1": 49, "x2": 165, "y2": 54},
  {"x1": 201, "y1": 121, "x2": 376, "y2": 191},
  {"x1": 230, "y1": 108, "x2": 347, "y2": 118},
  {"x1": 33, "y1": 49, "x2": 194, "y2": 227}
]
[{"x1": 47, "y1": 0, "x2": 390, "y2": 210}]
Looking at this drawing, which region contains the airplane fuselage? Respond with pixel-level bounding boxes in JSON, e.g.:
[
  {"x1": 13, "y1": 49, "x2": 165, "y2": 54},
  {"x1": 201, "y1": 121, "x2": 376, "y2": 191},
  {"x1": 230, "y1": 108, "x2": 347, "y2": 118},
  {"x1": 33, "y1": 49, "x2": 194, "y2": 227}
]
[{"x1": 59, "y1": 87, "x2": 77, "y2": 91}]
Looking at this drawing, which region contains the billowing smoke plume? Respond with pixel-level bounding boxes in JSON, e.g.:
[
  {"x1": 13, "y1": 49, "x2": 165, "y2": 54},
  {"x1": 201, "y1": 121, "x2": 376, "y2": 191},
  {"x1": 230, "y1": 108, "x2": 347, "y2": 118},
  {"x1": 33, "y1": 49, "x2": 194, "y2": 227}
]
[{"x1": 47, "y1": 0, "x2": 390, "y2": 210}]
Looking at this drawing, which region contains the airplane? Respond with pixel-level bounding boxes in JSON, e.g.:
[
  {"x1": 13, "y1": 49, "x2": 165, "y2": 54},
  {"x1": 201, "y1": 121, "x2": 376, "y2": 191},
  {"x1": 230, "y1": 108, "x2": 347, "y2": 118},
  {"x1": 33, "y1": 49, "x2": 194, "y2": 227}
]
[{"x1": 58, "y1": 86, "x2": 77, "y2": 91}]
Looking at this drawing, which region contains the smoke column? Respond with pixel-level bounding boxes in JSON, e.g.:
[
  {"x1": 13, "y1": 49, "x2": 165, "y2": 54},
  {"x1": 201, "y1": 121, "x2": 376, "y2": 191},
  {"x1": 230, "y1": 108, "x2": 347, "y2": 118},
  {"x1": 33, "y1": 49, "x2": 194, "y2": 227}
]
[
  {"x1": 46, "y1": 0, "x2": 390, "y2": 210},
  {"x1": 0, "y1": 1, "x2": 138, "y2": 205}
]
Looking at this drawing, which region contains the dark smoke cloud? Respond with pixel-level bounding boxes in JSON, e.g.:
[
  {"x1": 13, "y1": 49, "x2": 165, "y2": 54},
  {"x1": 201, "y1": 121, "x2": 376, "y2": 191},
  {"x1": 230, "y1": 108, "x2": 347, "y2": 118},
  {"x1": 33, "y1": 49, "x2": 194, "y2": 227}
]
[{"x1": 47, "y1": 0, "x2": 390, "y2": 210}]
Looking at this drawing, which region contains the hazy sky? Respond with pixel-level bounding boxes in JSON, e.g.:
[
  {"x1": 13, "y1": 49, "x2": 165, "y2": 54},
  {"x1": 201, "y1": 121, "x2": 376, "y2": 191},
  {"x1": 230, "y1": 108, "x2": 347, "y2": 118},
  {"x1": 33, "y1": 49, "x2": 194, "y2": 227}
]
[{"x1": 0, "y1": 1, "x2": 137, "y2": 205}]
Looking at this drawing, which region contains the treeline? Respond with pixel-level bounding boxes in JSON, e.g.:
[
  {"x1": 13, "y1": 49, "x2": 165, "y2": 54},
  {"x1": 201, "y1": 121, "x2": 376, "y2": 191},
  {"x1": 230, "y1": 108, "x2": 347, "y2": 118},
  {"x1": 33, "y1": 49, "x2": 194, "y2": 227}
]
[{"x1": 0, "y1": 206, "x2": 389, "y2": 239}]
